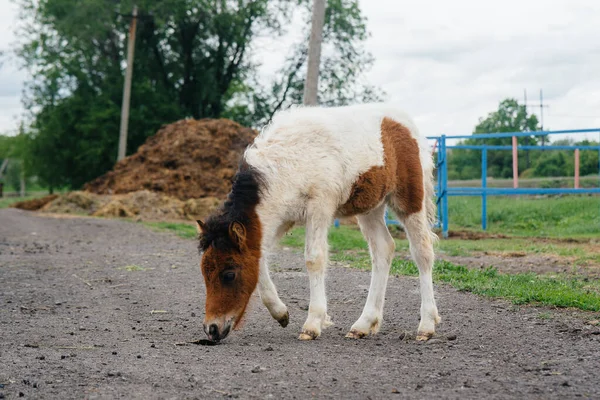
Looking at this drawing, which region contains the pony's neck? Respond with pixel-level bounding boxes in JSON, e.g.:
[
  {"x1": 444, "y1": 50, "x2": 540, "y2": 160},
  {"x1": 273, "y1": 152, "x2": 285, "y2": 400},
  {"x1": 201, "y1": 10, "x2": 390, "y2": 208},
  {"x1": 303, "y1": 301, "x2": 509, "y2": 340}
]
[{"x1": 222, "y1": 167, "x2": 263, "y2": 250}]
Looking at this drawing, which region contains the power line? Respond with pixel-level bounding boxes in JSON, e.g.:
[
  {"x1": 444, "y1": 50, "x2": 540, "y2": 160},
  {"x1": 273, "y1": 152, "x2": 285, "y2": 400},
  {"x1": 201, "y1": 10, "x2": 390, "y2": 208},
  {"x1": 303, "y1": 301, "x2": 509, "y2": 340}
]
[
  {"x1": 546, "y1": 114, "x2": 600, "y2": 119},
  {"x1": 523, "y1": 89, "x2": 550, "y2": 145}
]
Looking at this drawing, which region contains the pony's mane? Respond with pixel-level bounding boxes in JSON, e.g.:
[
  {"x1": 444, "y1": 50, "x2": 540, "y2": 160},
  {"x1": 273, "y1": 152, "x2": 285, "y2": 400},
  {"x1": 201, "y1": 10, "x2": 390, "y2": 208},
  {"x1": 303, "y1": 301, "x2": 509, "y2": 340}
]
[{"x1": 199, "y1": 163, "x2": 263, "y2": 252}]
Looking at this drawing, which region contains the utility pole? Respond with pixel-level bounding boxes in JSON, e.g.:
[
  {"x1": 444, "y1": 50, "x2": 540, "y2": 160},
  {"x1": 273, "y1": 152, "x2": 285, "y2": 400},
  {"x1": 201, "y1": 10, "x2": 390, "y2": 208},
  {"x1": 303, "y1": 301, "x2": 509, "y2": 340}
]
[
  {"x1": 539, "y1": 89, "x2": 546, "y2": 129},
  {"x1": 0, "y1": 158, "x2": 8, "y2": 177},
  {"x1": 539, "y1": 89, "x2": 548, "y2": 146},
  {"x1": 19, "y1": 160, "x2": 25, "y2": 197},
  {"x1": 0, "y1": 158, "x2": 8, "y2": 198},
  {"x1": 117, "y1": 5, "x2": 138, "y2": 161},
  {"x1": 522, "y1": 88, "x2": 549, "y2": 145},
  {"x1": 523, "y1": 89, "x2": 527, "y2": 119},
  {"x1": 303, "y1": 0, "x2": 326, "y2": 106}
]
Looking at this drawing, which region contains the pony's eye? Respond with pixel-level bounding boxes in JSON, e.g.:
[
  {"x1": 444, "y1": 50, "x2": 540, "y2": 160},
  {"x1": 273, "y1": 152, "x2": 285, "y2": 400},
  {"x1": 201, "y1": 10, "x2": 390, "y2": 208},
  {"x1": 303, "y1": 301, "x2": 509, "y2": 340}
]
[{"x1": 223, "y1": 271, "x2": 236, "y2": 283}]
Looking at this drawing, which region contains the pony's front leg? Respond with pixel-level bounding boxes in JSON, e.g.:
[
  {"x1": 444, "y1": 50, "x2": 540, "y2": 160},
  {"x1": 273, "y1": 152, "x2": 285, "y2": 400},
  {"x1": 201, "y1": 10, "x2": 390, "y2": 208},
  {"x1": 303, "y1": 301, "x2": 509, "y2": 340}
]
[
  {"x1": 258, "y1": 257, "x2": 289, "y2": 327},
  {"x1": 299, "y1": 207, "x2": 334, "y2": 340}
]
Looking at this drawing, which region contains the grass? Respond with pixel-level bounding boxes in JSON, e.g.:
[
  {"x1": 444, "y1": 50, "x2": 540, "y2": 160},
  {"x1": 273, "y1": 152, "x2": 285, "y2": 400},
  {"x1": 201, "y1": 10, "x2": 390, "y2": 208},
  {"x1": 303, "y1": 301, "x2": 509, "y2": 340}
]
[
  {"x1": 282, "y1": 225, "x2": 600, "y2": 266},
  {"x1": 434, "y1": 237, "x2": 600, "y2": 266},
  {"x1": 138, "y1": 194, "x2": 600, "y2": 312},
  {"x1": 450, "y1": 175, "x2": 600, "y2": 189},
  {"x1": 143, "y1": 221, "x2": 198, "y2": 239},
  {"x1": 281, "y1": 225, "x2": 600, "y2": 312},
  {"x1": 447, "y1": 195, "x2": 600, "y2": 238}
]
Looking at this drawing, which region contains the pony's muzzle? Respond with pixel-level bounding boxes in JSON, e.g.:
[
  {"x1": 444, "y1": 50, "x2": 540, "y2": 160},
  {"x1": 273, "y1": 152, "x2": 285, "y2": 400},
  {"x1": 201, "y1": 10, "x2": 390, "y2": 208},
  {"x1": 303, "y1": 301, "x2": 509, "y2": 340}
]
[{"x1": 204, "y1": 321, "x2": 232, "y2": 342}]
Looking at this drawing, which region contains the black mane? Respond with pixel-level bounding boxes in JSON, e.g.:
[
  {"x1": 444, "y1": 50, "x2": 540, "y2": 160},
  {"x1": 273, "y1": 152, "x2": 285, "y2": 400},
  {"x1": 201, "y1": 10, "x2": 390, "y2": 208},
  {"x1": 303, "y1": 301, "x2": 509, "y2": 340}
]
[{"x1": 199, "y1": 163, "x2": 263, "y2": 252}]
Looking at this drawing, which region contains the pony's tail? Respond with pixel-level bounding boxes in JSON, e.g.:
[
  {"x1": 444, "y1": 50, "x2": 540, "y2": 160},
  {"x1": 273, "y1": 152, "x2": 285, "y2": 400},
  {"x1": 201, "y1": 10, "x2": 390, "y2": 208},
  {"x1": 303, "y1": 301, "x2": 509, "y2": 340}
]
[{"x1": 423, "y1": 155, "x2": 439, "y2": 244}]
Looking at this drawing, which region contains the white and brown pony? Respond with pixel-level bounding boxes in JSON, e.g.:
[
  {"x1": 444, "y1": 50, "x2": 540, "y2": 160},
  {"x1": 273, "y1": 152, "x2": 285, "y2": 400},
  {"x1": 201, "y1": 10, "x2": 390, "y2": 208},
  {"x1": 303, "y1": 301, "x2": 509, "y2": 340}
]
[{"x1": 197, "y1": 103, "x2": 440, "y2": 342}]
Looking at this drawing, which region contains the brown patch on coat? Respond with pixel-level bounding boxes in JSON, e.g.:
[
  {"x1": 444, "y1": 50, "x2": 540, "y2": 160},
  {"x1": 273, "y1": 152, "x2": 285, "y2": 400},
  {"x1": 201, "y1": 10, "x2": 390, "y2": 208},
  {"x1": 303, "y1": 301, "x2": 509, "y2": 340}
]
[
  {"x1": 337, "y1": 118, "x2": 423, "y2": 217},
  {"x1": 337, "y1": 165, "x2": 393, "y2": 216},
  {"x1": 382, "y1": 118, "x2": 424, "y2": 215}
]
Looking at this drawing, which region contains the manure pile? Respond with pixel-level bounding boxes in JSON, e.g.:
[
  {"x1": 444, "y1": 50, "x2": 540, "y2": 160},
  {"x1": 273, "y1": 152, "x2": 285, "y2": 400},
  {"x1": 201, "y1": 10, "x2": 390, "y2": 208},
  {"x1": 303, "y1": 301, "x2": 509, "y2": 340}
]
[
  {"x1": 85, "y1": 118, "x2": 257, "y2": 200},
  {"x1": 13, "y1": 118, "x2": 257, "y2": 222}
]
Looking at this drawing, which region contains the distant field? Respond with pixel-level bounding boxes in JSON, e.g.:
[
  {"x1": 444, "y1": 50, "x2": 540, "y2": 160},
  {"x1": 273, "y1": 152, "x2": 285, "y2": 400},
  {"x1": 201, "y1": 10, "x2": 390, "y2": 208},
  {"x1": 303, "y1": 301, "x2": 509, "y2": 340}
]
[
  {"x1": 446, "y1": 195, "x2": 600, "y2": 238},
  {"x1": 279, "y1": 225, "x2": 600, "y2": 311},
  {"x1": 449, "y1": 175, "x2": 600, "y2": 188}
]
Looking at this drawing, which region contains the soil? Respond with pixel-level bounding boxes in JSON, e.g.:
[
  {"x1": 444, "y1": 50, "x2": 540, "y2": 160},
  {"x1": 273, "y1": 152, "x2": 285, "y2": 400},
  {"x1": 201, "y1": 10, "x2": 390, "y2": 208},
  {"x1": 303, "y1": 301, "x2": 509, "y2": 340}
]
[
  {"x1": 438, "y1": 253, "x2": 600, "y2": 277},
  {"x1": 84, "y1": 119, "x2": 257, "y2": 201},
  {"x1": 1, "y1": 208, "x2": 600, "y2": 399},
  {"x1": 388, "y1": 228, "x2": 600, "y2": 277},
  {"x1": 9, "y1": 195, "x2": 59, "y2": 211}
]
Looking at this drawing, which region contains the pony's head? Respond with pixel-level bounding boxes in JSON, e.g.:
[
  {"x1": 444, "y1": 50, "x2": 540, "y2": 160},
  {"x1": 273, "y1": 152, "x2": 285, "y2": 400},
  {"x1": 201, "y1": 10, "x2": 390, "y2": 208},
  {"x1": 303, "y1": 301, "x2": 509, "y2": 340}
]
[
  {"x1": 196, "y1": 167, "x2": 263, "y2": 342},
  {"x1": 197, "y1": 219, "x2": 261, "y2": 341}
]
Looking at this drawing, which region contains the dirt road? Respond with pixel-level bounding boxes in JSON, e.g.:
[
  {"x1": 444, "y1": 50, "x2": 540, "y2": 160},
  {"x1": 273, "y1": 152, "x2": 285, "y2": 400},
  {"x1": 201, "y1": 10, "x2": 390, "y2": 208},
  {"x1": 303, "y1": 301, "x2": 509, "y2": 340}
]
[{"x1": 1, "y1": 208, "x2": 599, "y2": 399}]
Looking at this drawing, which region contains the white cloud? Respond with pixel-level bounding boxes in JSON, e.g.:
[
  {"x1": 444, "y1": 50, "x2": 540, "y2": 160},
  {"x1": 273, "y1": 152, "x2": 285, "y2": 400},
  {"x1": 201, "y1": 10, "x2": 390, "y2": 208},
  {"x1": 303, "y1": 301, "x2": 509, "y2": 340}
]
[
  {"x1": 0, "y1": 0, "x2": 26, "y2": 134},
  {"x1": 358, "y1": 0, "x2": 600, "y2": 141}
]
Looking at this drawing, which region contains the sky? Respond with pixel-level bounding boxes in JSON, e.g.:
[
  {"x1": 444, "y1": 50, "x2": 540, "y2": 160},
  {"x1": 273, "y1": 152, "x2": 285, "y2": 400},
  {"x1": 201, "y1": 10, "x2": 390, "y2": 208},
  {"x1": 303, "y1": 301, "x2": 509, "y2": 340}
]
[{"x1": 1, "y1": 0, "x2": 599, "y2": 142}]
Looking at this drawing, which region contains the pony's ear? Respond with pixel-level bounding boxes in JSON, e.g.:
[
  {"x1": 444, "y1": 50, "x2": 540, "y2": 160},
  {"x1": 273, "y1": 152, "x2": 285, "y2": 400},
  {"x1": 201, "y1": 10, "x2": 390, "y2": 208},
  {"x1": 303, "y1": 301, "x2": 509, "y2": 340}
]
[
  {"x1": 196, "y1": 220, "x2": 206, "y2": 235},
  {"x1": 229, "y1": 221, "x2": 247, "y2": 248}
]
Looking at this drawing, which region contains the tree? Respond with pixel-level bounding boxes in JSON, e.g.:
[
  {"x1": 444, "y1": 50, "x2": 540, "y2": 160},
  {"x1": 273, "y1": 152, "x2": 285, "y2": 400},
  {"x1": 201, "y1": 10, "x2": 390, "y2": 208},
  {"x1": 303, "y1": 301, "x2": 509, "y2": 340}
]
[
  {"x1": 14, "y1": 0, "x2": 381, "y2": 189},
  {"x1": 532, "y1": 138, "x2": 599, "y2": 178},
  {"x1": 448, "y1": 98, "x2": 541, "y2": 179}
]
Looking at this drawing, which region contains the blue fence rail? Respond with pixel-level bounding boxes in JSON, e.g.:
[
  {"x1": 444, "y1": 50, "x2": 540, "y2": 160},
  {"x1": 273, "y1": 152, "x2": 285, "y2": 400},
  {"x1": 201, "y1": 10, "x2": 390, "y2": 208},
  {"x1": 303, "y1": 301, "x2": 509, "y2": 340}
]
[
  {"x1": 379, "y1": 128, "x2": 600, "y2": 237},
  {"x1": 434, "y1": 128, "x2": 600, "y2": 238}
]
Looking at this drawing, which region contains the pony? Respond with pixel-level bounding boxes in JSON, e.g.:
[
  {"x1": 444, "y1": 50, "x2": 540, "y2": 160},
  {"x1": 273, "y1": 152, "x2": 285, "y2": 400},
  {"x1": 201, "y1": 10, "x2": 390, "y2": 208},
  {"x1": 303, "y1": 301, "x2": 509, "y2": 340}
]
[{"x1": 197, "y1": 103, "x2": 440, "y2": 342}]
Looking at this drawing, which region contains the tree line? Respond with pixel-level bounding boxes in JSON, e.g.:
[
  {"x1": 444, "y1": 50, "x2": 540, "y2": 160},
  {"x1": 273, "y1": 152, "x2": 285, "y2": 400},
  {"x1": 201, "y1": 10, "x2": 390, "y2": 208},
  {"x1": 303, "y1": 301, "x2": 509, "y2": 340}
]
[
  {"x1": 1, "y1": 0, "x2": 380, "y2": 190},
  {"x1": 447, "y1": 99, "x2": 599, "y2": 180},
  {"x1": 0, "y1": 0, "x2": 597, "y2": 192}
]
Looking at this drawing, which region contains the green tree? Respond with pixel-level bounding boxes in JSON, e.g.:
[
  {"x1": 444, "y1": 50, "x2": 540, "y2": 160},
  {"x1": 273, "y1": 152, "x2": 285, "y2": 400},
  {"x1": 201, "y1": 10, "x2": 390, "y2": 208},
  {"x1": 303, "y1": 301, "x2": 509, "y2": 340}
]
[
  {"x1": 532, "y1": 138, "x2": 599, "y2": 178},
  {"x1": 448, "y1": 98, "x2": 541, "y2": 179},
  {"x1": 14, "y1": 0, "x2": 381, "y2": 189}
]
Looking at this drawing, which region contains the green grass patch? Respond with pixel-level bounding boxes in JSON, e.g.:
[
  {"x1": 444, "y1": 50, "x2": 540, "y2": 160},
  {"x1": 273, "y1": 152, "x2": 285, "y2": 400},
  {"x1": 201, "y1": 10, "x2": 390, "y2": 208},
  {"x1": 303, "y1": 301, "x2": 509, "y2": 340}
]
[
  {"x1": 281, "y1": 225, "x2": 600, "y2": 312},
  {"x1": 332, "y1": 250, "x2": 600, "y2": 311},
  {"x1": 447, "y1": 195, "x2": 600, "y2": 238},
  {"x1": 431, "y1": 261, "x2": 600, "y2": 311},
  {"x1": 282, "y1": 226, "x2": 397, "y2": 251},
  {"x1": 140, "y1": 217, "x2": 600, "y2": 312},
  {"x1": 282, "y1": 225, "x2": 599, "y2": 265},
  {"x1": 144, "y1": 221, "x2": 198, "y2": 239},
  {"x1": 450, "y1": 175, "x2": 600, "y2": 189}
]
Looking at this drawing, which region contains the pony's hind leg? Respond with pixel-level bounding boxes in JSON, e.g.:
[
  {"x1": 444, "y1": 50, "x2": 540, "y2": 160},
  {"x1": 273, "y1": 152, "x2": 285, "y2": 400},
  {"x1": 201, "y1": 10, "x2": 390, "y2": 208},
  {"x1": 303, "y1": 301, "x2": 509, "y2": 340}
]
[
  {"x1": 299, "y1": 201, "x2": 335, "y2": 340},
  {"x1": 346, "y1": 204, "x2": 395, "y2": 339},
  {"x1": 396, "y1": 208, "x2": 440, "y2": 340}
]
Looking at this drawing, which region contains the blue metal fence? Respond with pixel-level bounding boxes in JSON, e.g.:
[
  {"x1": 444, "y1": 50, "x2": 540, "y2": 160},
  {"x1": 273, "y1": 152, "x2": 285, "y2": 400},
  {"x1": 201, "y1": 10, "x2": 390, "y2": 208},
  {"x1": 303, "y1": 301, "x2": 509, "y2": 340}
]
[
  {"x1": 339, "y1": 128, "x2": 600, "y2": 235},
  {"x1": 431, "y1": 128, "x2": 600, "y2": 238}
]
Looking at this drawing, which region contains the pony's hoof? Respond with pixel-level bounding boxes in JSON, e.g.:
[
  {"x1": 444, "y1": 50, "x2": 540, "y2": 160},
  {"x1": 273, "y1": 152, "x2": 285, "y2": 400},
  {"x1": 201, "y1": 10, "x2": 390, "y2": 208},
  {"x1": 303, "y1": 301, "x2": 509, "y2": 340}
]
[
  {"x1": 416, "y1": 331, "x2": 434, "y2": 341},
  {"x1": 277, "y1": 311, "x2": 289, "y2": 328},
  {"x1": 345, "y1": 329, "x2": 367, "y2": 339},
  {"x1": 323, "y1": 314, "x2": 333, "y2": 328},
  {"x1": 298, "y1": 330, "x2": 319, "y2": 341}
]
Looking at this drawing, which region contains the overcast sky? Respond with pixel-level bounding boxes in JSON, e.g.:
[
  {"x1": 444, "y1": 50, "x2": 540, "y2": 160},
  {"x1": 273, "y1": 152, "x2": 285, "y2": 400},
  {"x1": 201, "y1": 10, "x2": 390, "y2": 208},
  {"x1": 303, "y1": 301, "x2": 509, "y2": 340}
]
[{"x1": 1, "y1": 0, "x2": 599, "y2": 141}]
